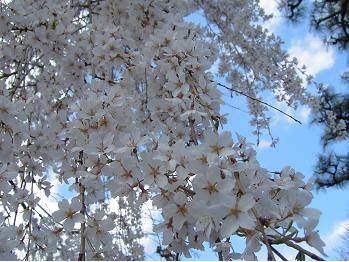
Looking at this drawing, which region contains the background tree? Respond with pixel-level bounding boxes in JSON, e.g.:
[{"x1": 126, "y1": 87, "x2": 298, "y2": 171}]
[
  {"x1": 279, "y1": 0, "x2": 349, "y2": 259},
  {"x1": 280, "y1": 0, "x2": 349, "y2": 189},
  {"x1": 312, "y1": 87, "x2": 349, "y2": 188},
  {"x1": 281, "y1": 0, "x2": 349, "y2": 48}
]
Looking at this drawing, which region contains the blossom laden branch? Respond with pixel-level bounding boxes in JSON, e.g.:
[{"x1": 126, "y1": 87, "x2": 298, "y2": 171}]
[{"x1": 0, "y1": 0, "x2": 325, "y2": 260}]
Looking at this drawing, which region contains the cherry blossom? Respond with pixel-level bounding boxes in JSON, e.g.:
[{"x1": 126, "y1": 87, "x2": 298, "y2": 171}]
[
  {"x1": 52, "y1": 198, "x2": 84, "y2": 232},
  {"x1": 216, "y1": 194, "x2": 256, "y2": 238},
  {"x1": 0, "y1": 0, "x2": 328, "y2": 260}
]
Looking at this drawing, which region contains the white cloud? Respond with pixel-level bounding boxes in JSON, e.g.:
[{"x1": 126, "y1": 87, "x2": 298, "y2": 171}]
[
  {"x1": 140, "y1": 236, "x2": 156, "y2": 255},
  {"x1": 257, "y1": 139, "x2": 271, "y2": 149},
  {"x1": 140, "y1": 200, "x2": 162, "y2": 256},
  {"x1": 322, "y1": 219, "x2": 349, "y2": 253},
  {"x1": 209, "y1": 58, "x2": 220, "y2": 75},
  {"x1": 288, "y1": 34, "x2": 335, "y2": 76},
  {"x1": 299, "y1": 106, "x2": 311, "y2": 123},
  {"x1": 106, "y1": 198, "x2": 161, "y2": 258},
  {"x1": 259, "y1": 0, "x2": 282, "y2": 31},
  {"x1": 270, "y1": 100, "x2": 296, "y2": 127},
  {"x1": 269, "y1": 99, "x2": 312, "y2": 127}
]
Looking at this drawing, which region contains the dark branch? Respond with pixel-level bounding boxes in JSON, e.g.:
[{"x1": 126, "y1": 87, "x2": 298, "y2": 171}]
[{"x1": 217, "y1": 82, "x2": 302, "y2": 125}]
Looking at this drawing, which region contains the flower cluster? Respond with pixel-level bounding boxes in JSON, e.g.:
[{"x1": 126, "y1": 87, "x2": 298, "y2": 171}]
[{"x1": 0, "y1": 0, "x2": 325, "y2": 260}]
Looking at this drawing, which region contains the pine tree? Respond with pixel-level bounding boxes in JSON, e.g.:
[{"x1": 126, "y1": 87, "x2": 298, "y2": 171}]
[{"x1": 280, "y1": 0, "x2": 349, "y2": 189}]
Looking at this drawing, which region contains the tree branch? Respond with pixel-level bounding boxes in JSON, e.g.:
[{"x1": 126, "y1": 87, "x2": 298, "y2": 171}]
[
  {"x1": 78, "y1": 183, "x2": 86, "y2": 261},
  {"x1": 234, "y1": 172, "x2": 276, "y2": 261},
  {"x1": 283, "y1": 240, "x2": 325, "y2": 261},
  {"x1": 217, "y1": 83, "x2": 302, "y2": 125},
  {"x1": 270, "y1": 245, "x2": 288, "y2": 261}
]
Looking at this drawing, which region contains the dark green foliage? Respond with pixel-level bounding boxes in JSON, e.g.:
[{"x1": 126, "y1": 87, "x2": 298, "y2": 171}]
[
  {"x1": 279, "y1": 0, "x2": 349, "y2": 189},
  {"x1": 280, "y1": 0, "x2": 307, "y2": 22},
  {"x1": 311, "y1": 88, "x2": 349, "y2": 188},
  {"x1": 312, "y1": 0, "x2": 349, "y2": 48},
  {"x1": 315, "y1": 152, "x2": 349, "y2": 188},
  {"x1": 280, "y1": 0, "x2": 349, "y2": 48},
  {"x1": 312, "y1": 88, "x2": 349, "y2": 146}
]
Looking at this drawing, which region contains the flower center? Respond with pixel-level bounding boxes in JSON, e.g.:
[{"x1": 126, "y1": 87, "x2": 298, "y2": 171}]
[
  {"x1": 64, "y1": 209, "x2": 74, "y2": 219},
  {"x1": 229, "y1": 208, "x2": 241, "y2": 217},
  {"x1": 203, "y1": 182, "x2": 218, "y2": 194}
]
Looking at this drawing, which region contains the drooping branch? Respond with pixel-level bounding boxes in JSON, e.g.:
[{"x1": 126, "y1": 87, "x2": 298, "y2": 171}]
[
  {"x1": 234, "y1": 172, "x2": 276, "y2": 261},
  {"x1": 283, "y1": 240, "x2": 325, "y2": 261},
  {"x1": 78, "y1": 183, "x2": 86, "y2": 261},
  {"x1": 217, "y1": 83, "x2": 302, "y2": 124},
  {"x1": 270, "y1": 245, "x2": 288, "y2": 261}
]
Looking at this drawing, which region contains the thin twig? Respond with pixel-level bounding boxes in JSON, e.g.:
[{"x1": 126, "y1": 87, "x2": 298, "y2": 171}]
[
  {"x1": 86, "y1": 236, "x2": 96, "y2": 253},
  {"x1": 25, "y1": 173, "x2": 35, "y2": 261},
  {"x1": 36, "y1": 203, "x2": 64, "y2": 226},
  {"x1": 283, "y1": 240, "x2": 325, "y2": 261},
  {"x1": 215, "y1": 238, "x2": 224, "y2": 261},
  {"x1": 189, "y1": 116, "x2": 199, "y2": 145},
  {"x1": 268, "y1": 233, "x2": 325, "y2": 260},
  {"x1": 234, "y1": 172, "x2": 276, "y2": 261},
  {"x1": 217, "y1": 83, "x2": 302, "y2": 125},
  {"x1": 78, "y1": 183, "x2": 86, "y2": 261},
  {"x1": 270, "y1": 245, "x2": 288, "y2": 261},
  {"x1": 10, "y1": 179, "x2": 26, "y2": 226}
]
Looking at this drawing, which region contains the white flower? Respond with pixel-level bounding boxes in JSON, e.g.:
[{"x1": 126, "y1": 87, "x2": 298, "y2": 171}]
[
  {"x1": 163, "y1": 192, "x2": 192, "y2": 230},
  {"x1": 304, "y1": 219, "x2": 326, "y2": 255},
  {"x1": 116, "y1": 130, "x2": 148, "y2": 154},
  {"x1": 203, "y1": 131, "x2": 236, "y2": 162},
  {"x1": 83, "y1": 132, "x2": 116, "y2": 155},
  {"x1": 85, "y1": 211, "x2": 114, "y2": 247},
  {"x1": 152, "y1": 189, "x2": 174, "y2": 208},
  {"x1": 153, "y1": 218, "x2": 175, "y2": 245},
  {"x1": 140, "y1": 153, "x2": 168, "y2": 188},
  {"x1": 287, "y1": 190, "x2": 320, "y2": 228},
  {"x1": 110, "y1": 157, "x2": 140, "y2": 183},
  {"x1": 195, "y1": 215, "x2": 214, "y2": 239},
  {"x1": 242, "y1": 231, "x2": 261, "y2": 260},
  {"x1": 52, "y1": 198, "x2": 84, "y2": 232},
  {"x1": 275, "y1": 166, "x2": 305, "y2": 189},
  {"x1": 192, "y1": 167, "x2": 235, "y2": 205},
  {"x1": 0, "y1": 164, "x2": 16, "y2": 193},
  {"x1": 209, "y1": 194, "x2": 255, "y2": 238},
  {"x1": 306, "y1": 231, "x2": 326, "y2": 256},
  {"x1": 164, "y1": 70, "x2": 190, "y2": 97}
]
